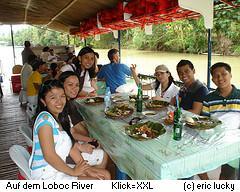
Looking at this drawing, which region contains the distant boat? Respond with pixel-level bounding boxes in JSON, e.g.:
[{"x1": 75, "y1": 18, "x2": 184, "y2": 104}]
[{"x1": 201, "y1": 52, "x2": 222, "y2": 56}]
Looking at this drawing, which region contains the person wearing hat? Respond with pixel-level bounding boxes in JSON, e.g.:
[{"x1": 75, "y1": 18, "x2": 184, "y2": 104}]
[{"x1": 131, "y1": 64, "x2": 179, "y2": 102}]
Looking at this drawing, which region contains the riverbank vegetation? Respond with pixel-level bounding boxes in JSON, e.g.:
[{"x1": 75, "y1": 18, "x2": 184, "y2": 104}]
[{"x1": 0, "y1": 5, "x2": 239, "y2": 56}]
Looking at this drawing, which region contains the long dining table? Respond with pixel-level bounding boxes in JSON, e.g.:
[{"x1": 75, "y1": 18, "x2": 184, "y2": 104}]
[{"x1": 75, "y1": 96, "x2": 240, "y2": 179}]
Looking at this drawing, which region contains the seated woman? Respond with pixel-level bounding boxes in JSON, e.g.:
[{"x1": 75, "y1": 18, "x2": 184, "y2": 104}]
[
  {"x1": 58, "y1": 47, "x2": 98, "y2": 97},
  {"x1": 29, "y1": 79, "x2": 110, "y2": 180},
  {"x1": 59, "y1": 71, "x2": 108, "y2": 169},
  {"x1": 131, "y1": 64, "x2": 179, "y2": 102}
]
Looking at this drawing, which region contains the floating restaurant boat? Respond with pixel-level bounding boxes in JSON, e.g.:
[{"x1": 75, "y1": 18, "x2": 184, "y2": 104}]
[{"x1": 0, "y1": 0, "x2": 239, "y2": 180}]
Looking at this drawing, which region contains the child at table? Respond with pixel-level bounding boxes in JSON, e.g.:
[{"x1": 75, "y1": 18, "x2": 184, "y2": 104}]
[
  {"x1": 29, "y1": 79, "x2": 110, "y2": 180},
  {"x1": 202, "y1": 62, "x2": 240, "y2": 180}
]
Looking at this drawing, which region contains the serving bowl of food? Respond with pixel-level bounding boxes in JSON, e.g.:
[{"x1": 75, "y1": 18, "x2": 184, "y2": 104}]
[
  {"x1": 84, "y1": 97, "x2": 104, "y2": 105},
  {"x1": 105, "y1": 103, "x2": 134, "y2": 119},
  {"x1": 145, "y1": 100, "x2": 169, "y2": 110},
  {"x1": 129, "y1": 94, "x2": 149, "y2": 101},
  {"x1": 142, "y1": 111, "x2": 157, "y2": 116},
  {"x1": 184, "y1": 116, "x2": 222, "y2": 130},
  {"x1": 125, "y1": 121, "x2": 166, "y2": 140}
]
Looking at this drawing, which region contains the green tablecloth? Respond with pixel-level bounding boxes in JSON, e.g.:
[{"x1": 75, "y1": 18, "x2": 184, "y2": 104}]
[
  {"x1": 96, "y1": 81, "x2": 106, "y2": 95},
  {"x1": 76, "y1": 99, "x2": 240, "y2": 179}
]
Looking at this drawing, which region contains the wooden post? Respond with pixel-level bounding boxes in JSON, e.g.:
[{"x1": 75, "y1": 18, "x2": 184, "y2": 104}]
[
  {"x1": 10, "y1": 25, "x2": 16, "y2": 65},
  {"x1": 207, "y1": 29, "x2": 212, "y2": 88},
  {"x1": 118, "y1": 30, "x2": 121, "y2": 63}
]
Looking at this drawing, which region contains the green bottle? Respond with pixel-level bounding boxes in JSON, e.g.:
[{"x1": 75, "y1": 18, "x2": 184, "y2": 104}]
[
  {"x1": 136, "y1": 82, "x2": 143, "y2": 112},
  {"x1": 173, "y1": 107, "x2": 182, "y2": 141}
]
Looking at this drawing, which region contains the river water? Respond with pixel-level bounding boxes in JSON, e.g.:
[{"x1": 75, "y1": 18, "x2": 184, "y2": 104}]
[{"x1": 1, "y1": 46, "x2": 239, "y2": 90}]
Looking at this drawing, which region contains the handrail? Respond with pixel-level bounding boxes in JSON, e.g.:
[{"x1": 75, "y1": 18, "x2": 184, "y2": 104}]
[
  {"x1": 137, "y1": 73, "x2": 215, "y2": 96},
  {"x1": 138, "y1": 73, "x2": 184, "y2": 88}
]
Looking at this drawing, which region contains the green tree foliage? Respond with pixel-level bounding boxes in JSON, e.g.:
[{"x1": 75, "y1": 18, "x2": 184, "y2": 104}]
[
  {"x1": 213, "y1": 3, "x2": 240, "y2": 55},
  {"x1": 121, "y1": 19, "x2": 208, "y2": 54},
  {"x1": 4, "y1": 26, "x2": 71, "y2": 46}
]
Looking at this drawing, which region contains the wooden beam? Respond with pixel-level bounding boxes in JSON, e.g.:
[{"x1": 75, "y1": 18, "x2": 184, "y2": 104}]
[
  {"x1": 24, "y1": 0, "x2": 32, "y2": 23},
  {"x1": 46, "y1": 0, "x2": 79, "y2": 27}
]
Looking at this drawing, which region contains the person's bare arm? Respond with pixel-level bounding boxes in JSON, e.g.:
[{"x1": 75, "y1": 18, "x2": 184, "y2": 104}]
[
  {"x1": 71, "y1": 123, "x2": 90, "y2": 142},
  {"x1": 130, "y1": 64, "x2": 140, "y2": 85},
  {"x1": 38, "y1": 125, "x2": 89, "y2": 176},
  {"x1": 90, "y1": 79, "x2": 98, "y2": 91},
  {"x1": 188, "y1": 101, "x2": 203, "y2": 115},
  {"x1": 70, "y1": 143, "x2": 92, "y2": 163},
  {"x1": 130, "y1": 64, "x2": 153, "y2": 90},
  {"x1": 78, "y1": 90, "x2": 97, "y2": 97}
]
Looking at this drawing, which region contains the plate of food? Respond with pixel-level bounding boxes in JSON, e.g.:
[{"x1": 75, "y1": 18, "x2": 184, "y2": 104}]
[
  {"x1": 129, "y1": 94, "x2": 149, "y2": 101},
  {"x1": 105, "y1": 103, "x2": 134, "y2": 119},
  {"x1": 125, "y1": 121, "x2": 166, "y2": 140},
  {"x1": 111, "y1": 95, "x2": 123, "y2": 100},
  {"x1": 112, "y1": 98, "x2": 127, "y2": 104},
  {"x1": 84, "y1": 97, "x2": 104, "y2": 105},
  {"x1": 145, "y1": 100, "x2": 169, "y2": 110},
  {"x1": 185, "y1": 116, "x2": 222, "y2": 130},
  {"x1": 142, "y1": 111, "x2": 157, "y2": 116}
]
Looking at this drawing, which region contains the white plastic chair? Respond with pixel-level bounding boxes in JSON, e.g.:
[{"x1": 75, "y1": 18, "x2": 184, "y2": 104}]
[
  {"x1": 26, "y1": 103, "x2": 37, "y2": 125},
  {"x1": 19, "y1": 89, "x2": 27, "y2": 105},
  {"x1": 19, "y1": 125, "x2": 33, "y2": 147},
  {"x1": 9, "y1": 145, "x2": 31, "y2": 179}
]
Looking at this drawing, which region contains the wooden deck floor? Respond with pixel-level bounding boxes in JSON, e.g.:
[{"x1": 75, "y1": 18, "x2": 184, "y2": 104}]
[{"x1": 0, "y1": 85, "x2": 27, "y2": 180}]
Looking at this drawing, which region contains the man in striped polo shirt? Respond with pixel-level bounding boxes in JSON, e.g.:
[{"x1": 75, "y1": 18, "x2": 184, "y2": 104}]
[{"x1": 202, "y1": 62, "x2": 240, "y2": 180}]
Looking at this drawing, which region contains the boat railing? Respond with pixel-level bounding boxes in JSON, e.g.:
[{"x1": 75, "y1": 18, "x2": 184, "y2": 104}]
[{"x1": 137, "y1": 73, "x2": 184, "y2": 98}]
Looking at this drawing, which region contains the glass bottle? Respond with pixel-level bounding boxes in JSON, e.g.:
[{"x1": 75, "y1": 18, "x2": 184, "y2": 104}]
[
  {"x1": 136, "y1": 82, "x2": 143, "y2": 112},
  {"x1": 104, "y1": 87, "x2": 111, "y2": 111},
  {"x1": 173, "y1": 106, "x2": 182, "y2": 141}
]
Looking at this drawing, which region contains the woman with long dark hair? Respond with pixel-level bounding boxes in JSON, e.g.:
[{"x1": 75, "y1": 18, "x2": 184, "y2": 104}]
[
  {"x1": 58, "y1": 47, "x2": 98, "y2": 97},
  {"x1": 59, "y1": 71, "x2": 109, "y2": 169},
  {"x1": 29, "y1": 80, "x2": 110, "y2": 180}
]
